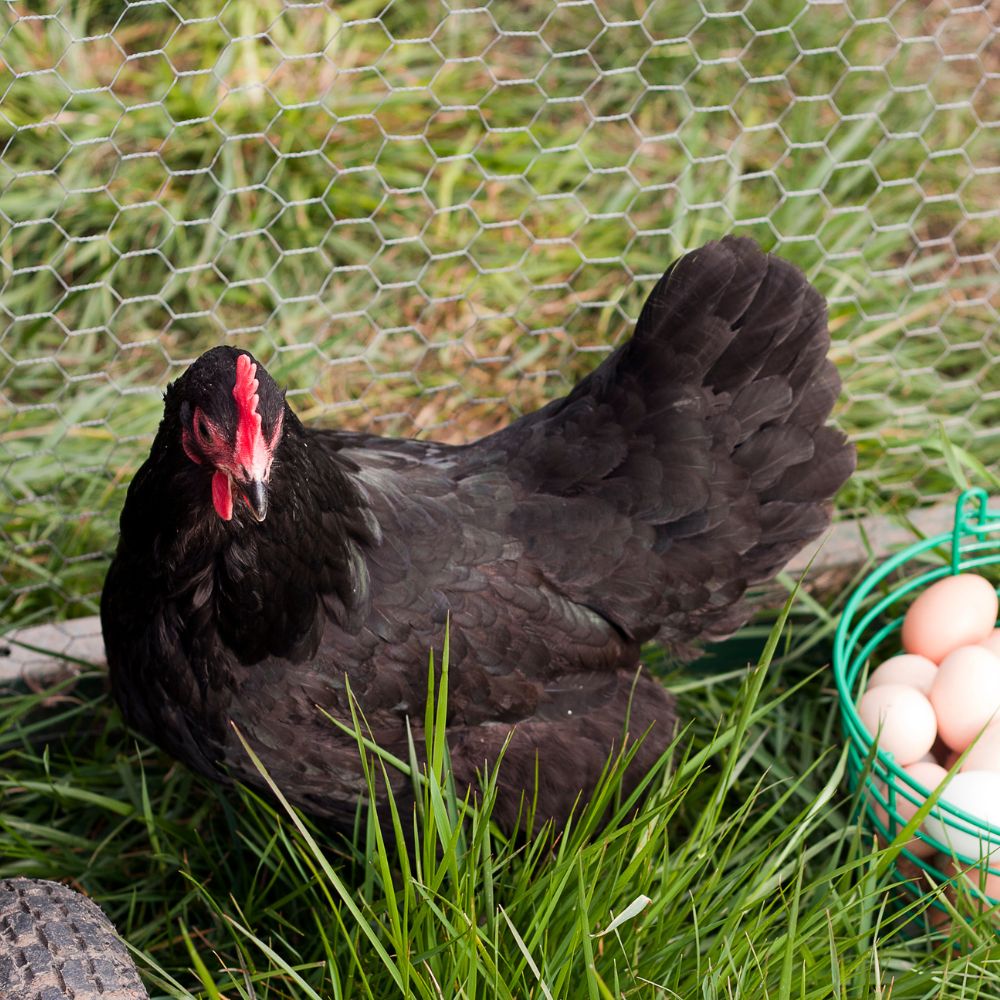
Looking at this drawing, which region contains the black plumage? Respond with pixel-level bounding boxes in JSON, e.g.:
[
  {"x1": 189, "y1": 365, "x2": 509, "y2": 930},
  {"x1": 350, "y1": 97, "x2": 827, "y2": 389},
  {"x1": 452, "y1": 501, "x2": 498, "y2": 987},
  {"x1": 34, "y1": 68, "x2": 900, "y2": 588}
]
[{"x1": 101, "y1": 237, "x2": 855, "y2": 832}]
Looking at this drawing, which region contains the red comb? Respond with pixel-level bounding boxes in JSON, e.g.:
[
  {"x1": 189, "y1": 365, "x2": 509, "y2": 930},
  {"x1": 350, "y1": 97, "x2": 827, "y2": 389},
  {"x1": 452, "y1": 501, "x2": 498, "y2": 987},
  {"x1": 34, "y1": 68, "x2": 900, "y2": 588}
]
[{"x1": 233, "y1": 353, "x2": 266, "y2": 477}]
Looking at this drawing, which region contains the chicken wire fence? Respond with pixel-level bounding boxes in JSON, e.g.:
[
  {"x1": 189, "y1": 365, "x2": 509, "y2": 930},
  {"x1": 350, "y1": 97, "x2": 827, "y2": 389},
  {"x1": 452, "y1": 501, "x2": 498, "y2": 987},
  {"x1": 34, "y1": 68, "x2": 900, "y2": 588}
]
[{"x1": 1, "y1": 0, "x2": 998, "y2": 625}]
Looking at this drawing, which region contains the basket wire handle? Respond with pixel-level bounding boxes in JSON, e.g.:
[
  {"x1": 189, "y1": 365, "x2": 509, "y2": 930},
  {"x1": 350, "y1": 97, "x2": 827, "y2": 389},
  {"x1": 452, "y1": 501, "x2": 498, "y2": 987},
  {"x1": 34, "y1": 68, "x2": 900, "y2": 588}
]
[{"x1": 950, "y1": 488, "x2": 1000, "y2": 575}]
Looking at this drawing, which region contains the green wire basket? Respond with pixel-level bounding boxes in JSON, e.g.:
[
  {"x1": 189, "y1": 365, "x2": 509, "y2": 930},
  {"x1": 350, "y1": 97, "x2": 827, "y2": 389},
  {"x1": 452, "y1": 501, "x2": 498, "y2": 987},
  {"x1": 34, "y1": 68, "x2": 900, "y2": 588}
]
[{"x1": 834, "y1": 487, "x2": 1000, "y2": 897}]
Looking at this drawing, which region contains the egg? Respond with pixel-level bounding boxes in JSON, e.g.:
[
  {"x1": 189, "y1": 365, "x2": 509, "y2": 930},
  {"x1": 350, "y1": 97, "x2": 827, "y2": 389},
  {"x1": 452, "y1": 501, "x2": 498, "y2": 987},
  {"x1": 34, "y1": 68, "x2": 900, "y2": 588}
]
[
  {"x1": 905, "y1": 760, "x2": 948, "y2": 804},
  {"x1": 867, "y1": 653, "x2": 938, "y2": 695},
  {"x1": 982, "y1": 629, "x2": 1000, "y2": 657},
  {"x1": 858, "y1": 683, "x2": 937, "y2": 765},
  {"x1": 922, "y1": 770, "x2": 1000, "y2": 863},
  {"x1": 901, "y1": 573, "x2": 998, "y2": 663},
  {"x1": 871, "y1": 760, "x2": 947, "y2": 858},
  {"x1": 961, "y1": 722, "x2": 1000, "y2": 772},
  {"x1": 929, "y1": 645, "x2": 1000, "y2": 751}
]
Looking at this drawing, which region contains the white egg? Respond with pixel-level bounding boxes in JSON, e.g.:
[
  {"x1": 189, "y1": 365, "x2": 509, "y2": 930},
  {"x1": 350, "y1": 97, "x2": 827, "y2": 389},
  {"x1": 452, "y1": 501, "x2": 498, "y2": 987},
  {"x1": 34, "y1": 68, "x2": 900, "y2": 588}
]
[
  {"x1": 922, "y1": 770, "x2": 1000, "y2": 862},
  {"x1": 858, "y1": 683, "x2": 937, "y2": 765}
]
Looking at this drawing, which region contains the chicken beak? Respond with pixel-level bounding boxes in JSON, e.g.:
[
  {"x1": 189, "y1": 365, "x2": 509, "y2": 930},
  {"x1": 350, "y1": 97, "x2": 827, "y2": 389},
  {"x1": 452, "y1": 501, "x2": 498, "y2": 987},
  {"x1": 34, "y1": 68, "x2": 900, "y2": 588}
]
[{"x1": 242, "y1": 479, "x2": 268, "y2": 522}]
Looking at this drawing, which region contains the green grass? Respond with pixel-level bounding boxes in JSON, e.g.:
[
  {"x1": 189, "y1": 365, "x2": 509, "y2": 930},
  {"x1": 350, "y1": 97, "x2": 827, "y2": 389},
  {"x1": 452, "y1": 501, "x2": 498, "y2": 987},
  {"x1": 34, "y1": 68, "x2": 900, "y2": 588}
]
[
  {"x1": 5, "y1": 617, "x2": 1000, "y2": 998},
  {"x1": 0, "y1": 1, "x2": 999, "y2": 996}
]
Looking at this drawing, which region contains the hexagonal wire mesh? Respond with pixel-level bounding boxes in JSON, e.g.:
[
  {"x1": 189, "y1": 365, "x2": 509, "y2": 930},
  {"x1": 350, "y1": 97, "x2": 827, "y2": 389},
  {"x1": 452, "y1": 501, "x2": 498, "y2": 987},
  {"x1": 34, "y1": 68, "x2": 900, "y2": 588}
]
[{"x1": 0, "y1": 0, "x2": 997, "y2": 627}]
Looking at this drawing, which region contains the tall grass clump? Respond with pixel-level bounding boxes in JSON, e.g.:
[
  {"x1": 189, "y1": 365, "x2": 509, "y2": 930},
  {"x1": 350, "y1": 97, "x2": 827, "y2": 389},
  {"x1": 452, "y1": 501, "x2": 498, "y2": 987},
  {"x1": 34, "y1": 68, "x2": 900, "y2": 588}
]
[{"x1": 5, "y1": 615, "x2": 1000, "y2": 997}]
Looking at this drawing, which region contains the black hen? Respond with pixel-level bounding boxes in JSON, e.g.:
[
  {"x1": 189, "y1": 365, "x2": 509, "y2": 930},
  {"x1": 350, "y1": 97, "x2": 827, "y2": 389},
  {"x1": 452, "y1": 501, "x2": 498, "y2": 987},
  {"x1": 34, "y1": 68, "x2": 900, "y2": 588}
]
[{"x1": 101, "y1": 237, "x2": 855, "y2": 832}]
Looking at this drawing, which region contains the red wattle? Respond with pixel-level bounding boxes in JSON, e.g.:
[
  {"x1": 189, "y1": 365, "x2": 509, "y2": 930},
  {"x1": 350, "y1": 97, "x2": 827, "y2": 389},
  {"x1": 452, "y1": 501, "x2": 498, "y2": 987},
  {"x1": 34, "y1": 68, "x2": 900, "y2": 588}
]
[{"x1": 212, "y1": 471, "x2": 233, "y2": 520}]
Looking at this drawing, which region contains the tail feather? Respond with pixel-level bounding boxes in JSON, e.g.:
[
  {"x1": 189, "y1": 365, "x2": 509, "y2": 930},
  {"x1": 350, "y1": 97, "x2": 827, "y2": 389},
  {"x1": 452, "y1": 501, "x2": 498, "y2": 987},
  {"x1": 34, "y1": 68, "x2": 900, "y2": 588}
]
[
  {"x1": 478, "y1": 235, "x2": 855, "y2": 651},
  {"x1": 769, "y1": 425, "x2": 855, "y2": 504},
  {"x1": 787, "y1": 361, "x2": 842, "y2": 429},
  {"x1": 638, "y1": 239, "x2": 763, "y2": 339},
  {"x1": 705, "y1": 251, "x2": 815, "y2": 390},
  {"x1": 727, "y1": 376, "x2": 798, "y2": 448},
  {"x1": 733, "y1": 424, "x2": 817, "y2": 490}
]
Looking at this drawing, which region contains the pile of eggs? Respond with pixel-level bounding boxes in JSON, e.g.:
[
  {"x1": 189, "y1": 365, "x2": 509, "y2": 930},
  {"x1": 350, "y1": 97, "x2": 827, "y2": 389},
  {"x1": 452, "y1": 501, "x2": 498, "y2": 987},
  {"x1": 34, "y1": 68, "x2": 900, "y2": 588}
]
[{"x1": 857, "y1": 572, "x2": 1000, "y2": 889}]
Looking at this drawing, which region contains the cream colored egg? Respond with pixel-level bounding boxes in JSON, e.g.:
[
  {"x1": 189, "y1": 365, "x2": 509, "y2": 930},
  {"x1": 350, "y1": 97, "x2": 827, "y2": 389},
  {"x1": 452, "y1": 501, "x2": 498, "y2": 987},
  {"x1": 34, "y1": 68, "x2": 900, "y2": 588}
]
[
  {"x1": 858, "y1": 683, "x2": 937, "y2": 765},
  {"x1": 901, "y1": 573, "x2": 998, "y2": 663},
  {"x1": 961, "y1": 723, "x2": 1000, "y2": 772},
  {"x1": 922, "y1": 770, "x2": 1000, "y2": 863},
  {"x1": 868, "y1": 653, "x2": 938, "y2": 695},
  {"x1": 929, "y1": 645, "x2": 1000, "y2": 751}
]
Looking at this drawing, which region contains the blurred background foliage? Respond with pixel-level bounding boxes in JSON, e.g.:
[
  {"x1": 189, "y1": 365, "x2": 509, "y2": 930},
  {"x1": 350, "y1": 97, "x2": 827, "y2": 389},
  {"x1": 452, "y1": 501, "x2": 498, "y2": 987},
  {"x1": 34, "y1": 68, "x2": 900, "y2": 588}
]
[{"x1": 0, "y1": 0, "x2": 998, "y2": 624}]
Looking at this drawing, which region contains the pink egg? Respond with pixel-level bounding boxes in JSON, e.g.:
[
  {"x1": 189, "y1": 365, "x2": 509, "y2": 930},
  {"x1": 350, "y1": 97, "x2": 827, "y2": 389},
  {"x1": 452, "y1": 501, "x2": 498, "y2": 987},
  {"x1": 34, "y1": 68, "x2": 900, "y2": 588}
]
[
  {"x1": 961, "y1": 723, "x2": 1000, "y2": 772},
  {"x1": 871, "y1": 761, "x2": 948, "y2": 858},
  {"x1": 930, "y1": 645, "x2": 1000, "y2": 751},
  {"x1": 901, "y1": 573, "x2": 998, "y2": 663},
  {"x1": 982, "y1": 629, "x2": 1000, "y2": 657},
  {"x1": 906, "y1": 760, "x2": 949, "y2": 798},
  {"x1": 868, "y1": 654, "x2": 937, "y2": 695},
  {"x1": 858, "y1": 683, "x2": 937, "y2": 765}
]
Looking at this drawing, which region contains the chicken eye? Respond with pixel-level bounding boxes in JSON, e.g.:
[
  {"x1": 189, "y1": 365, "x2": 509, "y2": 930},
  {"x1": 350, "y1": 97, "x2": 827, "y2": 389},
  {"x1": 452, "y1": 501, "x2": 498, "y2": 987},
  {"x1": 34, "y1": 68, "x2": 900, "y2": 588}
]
[{"x1": 191, "y1": 409, "x2": 216, "y2": 448}]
